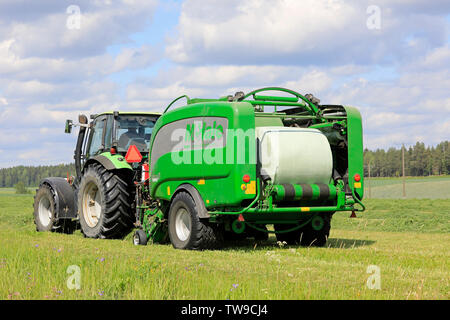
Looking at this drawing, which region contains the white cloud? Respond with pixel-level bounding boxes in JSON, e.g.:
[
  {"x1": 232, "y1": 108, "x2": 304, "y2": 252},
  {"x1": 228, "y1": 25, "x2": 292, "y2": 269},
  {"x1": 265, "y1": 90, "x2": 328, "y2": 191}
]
[
  {"x1": 0, "y1": 0, "x2": 449, "y2": 167},
  {"x1": 0, "y1": 39, "x2": 159, "y2": 82},
  {"x1": 166, "y1": 0, "x2": 448, "y2": 66},
  {"x1": 2, "y1": 0, "x2": 158, "y2": 59},
  {"x1": 284, "y1": 71, "x2": 333, "y2": 95},
  {"x1": 127, "y1": 81, "x2": 206, "y2": 101}
]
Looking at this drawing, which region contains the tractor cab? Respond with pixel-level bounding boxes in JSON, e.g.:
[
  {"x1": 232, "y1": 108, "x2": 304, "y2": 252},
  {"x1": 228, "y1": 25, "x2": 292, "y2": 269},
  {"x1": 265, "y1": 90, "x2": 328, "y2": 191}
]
[
  {"x1": 65, "y1": 112, "x2": 160, "y2": 180},
  {"x1": 87, "y1": 113, "x2": 158, "y2": 156}
]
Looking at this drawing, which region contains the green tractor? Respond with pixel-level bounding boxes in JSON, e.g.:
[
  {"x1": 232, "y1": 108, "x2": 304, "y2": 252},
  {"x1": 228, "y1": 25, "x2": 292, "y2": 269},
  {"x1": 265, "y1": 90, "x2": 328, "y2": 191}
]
[
  {"x1": 34, "y1": 87, "x2": 365, "y2": 249},
  {"x1": 33, "y1": 112, "x2": 160, "y2": 239}
]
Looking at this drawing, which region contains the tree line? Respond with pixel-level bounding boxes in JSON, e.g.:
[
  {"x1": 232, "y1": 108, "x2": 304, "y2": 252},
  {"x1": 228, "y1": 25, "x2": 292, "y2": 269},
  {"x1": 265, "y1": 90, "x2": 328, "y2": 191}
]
[
  {"x1": 0, "y1": 141, "x2": 448, "y2": 187},
  {"x1": 364, "y1": 141, "x2": 449, "y2": 177},
  {"x1": 0, "y1": 164, "x2": 76, "y2": 188}
]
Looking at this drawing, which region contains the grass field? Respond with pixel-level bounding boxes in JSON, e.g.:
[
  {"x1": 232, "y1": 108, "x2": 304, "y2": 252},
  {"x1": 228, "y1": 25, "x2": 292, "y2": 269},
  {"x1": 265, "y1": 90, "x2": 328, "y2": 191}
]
[
  {"x1": 0, "y1": 185, "x2": 449, "y2": 300},
  {"x1": 364, "y1": 175, "x2": 450, "y2": 199}
]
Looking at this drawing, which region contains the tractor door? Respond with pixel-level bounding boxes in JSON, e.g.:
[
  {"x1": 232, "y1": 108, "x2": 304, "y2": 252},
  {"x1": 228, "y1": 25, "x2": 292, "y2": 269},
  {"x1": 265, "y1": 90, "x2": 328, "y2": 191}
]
[{"x1": 85, "y1": 114, "x2": 113, "y2": 160}]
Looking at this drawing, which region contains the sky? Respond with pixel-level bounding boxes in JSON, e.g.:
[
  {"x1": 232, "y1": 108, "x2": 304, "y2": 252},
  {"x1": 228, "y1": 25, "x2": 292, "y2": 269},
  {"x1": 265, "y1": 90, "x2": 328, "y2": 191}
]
[{"x1": 0, "y1": 0, "x2": 449, "y2": 168}]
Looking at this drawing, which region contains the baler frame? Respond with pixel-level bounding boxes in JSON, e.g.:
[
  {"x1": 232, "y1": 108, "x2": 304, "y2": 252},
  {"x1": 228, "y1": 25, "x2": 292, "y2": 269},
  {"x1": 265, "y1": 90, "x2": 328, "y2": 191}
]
[{"x1": 136, "y1": 87, "x2": 365, "y2": 247}]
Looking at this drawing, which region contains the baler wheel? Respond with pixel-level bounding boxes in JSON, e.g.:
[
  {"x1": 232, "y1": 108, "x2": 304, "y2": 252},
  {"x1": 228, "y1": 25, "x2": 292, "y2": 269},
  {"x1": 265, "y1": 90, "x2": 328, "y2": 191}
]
[
  {"x1": 168, "y1": 191, "x2": 222, "y2": 250},
  {"x1": 33, "y1": 184, "x2": 76, "y2": 234},
  {"x1": 133, "y1": 229, "x2": 148, "y2": 245},
  {"x1": 78, "y1": 163, "x2": 134, "y2": 239},
  {"x1": 274, "y1": 224, "x2": 302, "y2": 245},
  {"x1": 299, "y1": 214, "x2": 332, "y2": 247}
]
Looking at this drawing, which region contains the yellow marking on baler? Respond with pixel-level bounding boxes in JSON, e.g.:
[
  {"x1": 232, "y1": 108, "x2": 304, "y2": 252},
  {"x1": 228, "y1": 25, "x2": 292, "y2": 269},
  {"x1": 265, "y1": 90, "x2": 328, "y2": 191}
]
[
  {"x1": 198, "y1": 179, "x2": 205, "y2": 185},
  {"x1": 206, "y1": 199, "x2": 210, "y2": 204},
  {"x1": 245, "y1": 181, "x2": 256, "y2": 194},
  {"x1": 354, "y1": 182, "x2": 361, "y2": 188},
  {"x1": 167, "y1": 186, "x2": 171, "y2": 196},
  {"x1": 301, "y1": 207, "x2": 310, "y2": 212}
]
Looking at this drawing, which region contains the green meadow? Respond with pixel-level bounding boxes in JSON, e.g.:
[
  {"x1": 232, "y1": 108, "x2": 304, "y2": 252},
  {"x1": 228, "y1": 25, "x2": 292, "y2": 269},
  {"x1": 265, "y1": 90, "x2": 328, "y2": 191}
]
[
  {"x1": 0, "y1": 182, "x2": 448, "y2": 300},
  {"x1": 364, "y1": 175, "x2": 450, "y2": 199}
]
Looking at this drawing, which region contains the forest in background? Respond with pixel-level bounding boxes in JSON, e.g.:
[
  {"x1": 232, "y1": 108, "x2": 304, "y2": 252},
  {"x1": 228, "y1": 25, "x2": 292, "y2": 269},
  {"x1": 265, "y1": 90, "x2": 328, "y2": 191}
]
[
  {"x1": 0, "y1": 141, "x2": 448, "y2": 187},
  {"x1": 363, "y1": 141, "x2": 449, "y2": 177},
  {"x1": 0, "y1": 163, "x2": 75, "y2": 188}
]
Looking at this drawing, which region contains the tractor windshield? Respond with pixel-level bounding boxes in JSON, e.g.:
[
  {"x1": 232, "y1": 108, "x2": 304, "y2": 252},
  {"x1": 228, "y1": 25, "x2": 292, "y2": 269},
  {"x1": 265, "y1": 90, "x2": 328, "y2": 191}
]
[{"x1": 116, "y1": 115, "x2": 156, "y2": 153}]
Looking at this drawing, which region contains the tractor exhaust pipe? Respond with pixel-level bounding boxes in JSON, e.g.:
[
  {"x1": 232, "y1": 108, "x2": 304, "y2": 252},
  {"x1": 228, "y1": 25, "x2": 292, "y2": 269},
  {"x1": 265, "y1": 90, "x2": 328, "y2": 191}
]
[{"x1": 74, "y1": 114, "x2": 88, "y2": 179}]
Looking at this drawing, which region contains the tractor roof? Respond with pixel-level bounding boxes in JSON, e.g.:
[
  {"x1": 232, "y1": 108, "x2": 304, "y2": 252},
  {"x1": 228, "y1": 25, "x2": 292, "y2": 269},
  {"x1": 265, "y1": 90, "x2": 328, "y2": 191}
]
[{"x1": 97, "y1": 111, "x2": 161, "y2": 117}]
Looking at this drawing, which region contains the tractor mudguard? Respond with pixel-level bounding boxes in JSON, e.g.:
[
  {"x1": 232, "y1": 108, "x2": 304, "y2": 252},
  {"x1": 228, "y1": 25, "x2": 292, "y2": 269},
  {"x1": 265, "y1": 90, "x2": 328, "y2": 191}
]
[
  {"x1": 173, "y1": 184, "x2": 210, "y2": 219},
  {"x1": 86, "y1": 153, "x2": 133, "y2": 171},
  {"x1": 40, "y1": 177, "x2": 77, "y2": 219}
]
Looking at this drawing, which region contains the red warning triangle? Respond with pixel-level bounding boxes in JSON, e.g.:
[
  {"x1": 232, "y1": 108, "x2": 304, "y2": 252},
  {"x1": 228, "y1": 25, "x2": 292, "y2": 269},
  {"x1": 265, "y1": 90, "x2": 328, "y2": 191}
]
[{"x1": 125, "y1": 145, "x2": 142, "y2": 163}]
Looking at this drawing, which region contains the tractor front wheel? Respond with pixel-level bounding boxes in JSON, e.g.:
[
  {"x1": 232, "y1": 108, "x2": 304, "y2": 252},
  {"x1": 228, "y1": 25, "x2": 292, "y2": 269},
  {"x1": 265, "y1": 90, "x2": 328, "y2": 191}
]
[
  {"x1": 33, "y1": 184, "x2": 76, "y2": 234},
  {"x1": 168, "y1": 191, "x2": 222, "y2": 250}
]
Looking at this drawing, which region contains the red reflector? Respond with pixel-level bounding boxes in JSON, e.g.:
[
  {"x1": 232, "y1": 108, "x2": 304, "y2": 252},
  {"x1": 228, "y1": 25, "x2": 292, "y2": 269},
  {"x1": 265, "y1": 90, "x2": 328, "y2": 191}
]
[
  {"x1": 110, "y1": 147, "x2": 116, "y2": 155},
  {"x1": 243, "y1": 174, "x2": 251, "y2": 183},
  {"x1": 354, "y1": 173, "x2": 361, "y2": 182},
  {"x1": 238, "y1": 214, "x2": 245, "y2": 222},
  {"x1": 142, "y1": 163, "x2": 149, "y2": 182},
  {"x1": 125, "y1": 145, "x2": 142, "y2": 163}
]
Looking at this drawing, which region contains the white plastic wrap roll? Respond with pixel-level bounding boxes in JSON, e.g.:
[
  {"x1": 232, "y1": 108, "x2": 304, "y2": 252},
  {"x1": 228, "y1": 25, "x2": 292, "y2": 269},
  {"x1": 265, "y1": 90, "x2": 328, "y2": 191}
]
[{"x1": 256, "y1": 127, "x2": 333, "y2": 185}]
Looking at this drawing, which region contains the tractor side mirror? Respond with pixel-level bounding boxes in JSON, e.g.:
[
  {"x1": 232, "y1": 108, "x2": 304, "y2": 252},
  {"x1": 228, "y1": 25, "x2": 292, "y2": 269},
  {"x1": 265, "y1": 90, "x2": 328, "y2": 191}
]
[{"x1": 65, "y1": 119, "x2": 73, "y2": 134}]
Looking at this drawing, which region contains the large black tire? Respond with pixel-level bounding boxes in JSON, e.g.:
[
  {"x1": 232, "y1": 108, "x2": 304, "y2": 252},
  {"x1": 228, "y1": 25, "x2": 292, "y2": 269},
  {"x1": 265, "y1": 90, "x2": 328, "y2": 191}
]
[
  {"x1": 33, "y1": 184, "x2": 76, "y2": 234},
  {"x1": 274, "y1": 223, "x2": 302, "y2": 245},
  {"x1": 78, "y1": 163, "x2": 134, "y2": 239},
  {"x1": 298, "y1": 214, "x2": 332, "y2": 247},
  {"x1": 168, "y1": 191, "x2": 222, "y2": 250}
]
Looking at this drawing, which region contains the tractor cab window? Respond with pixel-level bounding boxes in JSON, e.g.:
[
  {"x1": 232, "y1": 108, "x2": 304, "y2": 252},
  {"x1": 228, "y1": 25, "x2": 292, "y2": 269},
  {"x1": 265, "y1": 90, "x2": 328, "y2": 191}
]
[{"x1": 116, "y1": 116, "x2": 156, "y2": 153}]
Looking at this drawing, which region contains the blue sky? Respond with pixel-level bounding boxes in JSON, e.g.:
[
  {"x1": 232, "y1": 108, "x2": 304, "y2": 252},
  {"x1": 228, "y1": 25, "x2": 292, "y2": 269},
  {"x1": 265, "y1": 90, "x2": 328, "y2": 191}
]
[{"x1": 0, "y1": 0, "x2": 449, "y2": 167}]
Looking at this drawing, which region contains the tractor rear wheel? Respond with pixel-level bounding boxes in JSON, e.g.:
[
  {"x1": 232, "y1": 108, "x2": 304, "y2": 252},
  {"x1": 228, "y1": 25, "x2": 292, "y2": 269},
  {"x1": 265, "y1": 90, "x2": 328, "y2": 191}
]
[
  {"x1": 78, "y1": 163, "x2": 134, "y2": 239},
  {"x1": 298, "y1": 214, "x2": 332, "y2": 247},
  {"x1": 33, "y1": 184, "x2": 76, "y2": 234},
  {"x1": 168, "y1": 191, "x2": 222, "y2": 250}
]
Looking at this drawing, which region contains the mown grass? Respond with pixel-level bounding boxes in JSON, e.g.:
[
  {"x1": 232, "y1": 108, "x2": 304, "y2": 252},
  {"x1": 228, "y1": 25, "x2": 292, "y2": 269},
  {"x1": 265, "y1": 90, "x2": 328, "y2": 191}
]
[{"x1": 0, "y1": 189, "x2": 448, "y2": 300}]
